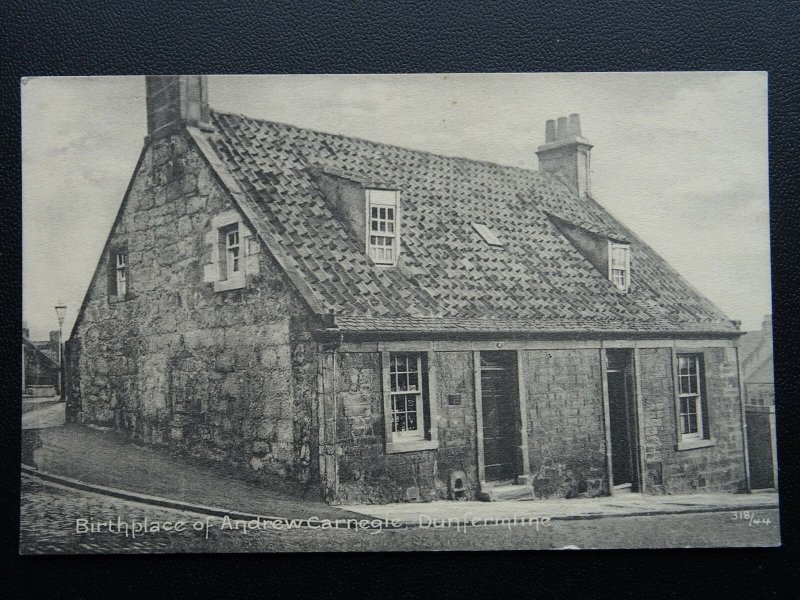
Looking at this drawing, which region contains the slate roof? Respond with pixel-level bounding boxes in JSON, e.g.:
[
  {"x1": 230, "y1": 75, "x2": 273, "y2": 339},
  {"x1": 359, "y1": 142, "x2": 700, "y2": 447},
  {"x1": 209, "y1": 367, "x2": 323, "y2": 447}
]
[{"x1": 200, "y1": 111, "x2": 738, "y2": 336}]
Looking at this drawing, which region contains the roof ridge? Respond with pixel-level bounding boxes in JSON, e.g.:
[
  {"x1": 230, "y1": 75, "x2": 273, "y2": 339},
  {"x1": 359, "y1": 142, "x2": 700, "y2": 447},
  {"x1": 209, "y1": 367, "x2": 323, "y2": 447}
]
[{"x1": 210, "y1": 109, "x2": 552, "y2": 181}]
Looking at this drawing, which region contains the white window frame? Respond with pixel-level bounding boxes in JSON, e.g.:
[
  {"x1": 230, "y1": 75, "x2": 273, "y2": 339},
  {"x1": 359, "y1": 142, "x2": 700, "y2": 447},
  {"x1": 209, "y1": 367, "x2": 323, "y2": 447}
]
[
  {"x1": 367, "y1": 189, "x2": 399, "y2": 266},
  {"x1": 225, "y1": 226, "x2": 241, "y2": 278},
  {"x1": 381, "y1": 350, "x2": 439, "y2": 454},
  {"x1": 389, "y1": 353, "x2": 425, "y2": 441},
  {"x1": 677, "y1": 354, "x2": 705, "y2": 441},
  {"x1": 115, "y1": 253, "x2": 128, "y2": 297},
  {"x1": 608, "y1": 242, "x2": 631, "y2": 292},
  {"x1": 211, "y1": 213, "x2": 247, "y2": 292}
]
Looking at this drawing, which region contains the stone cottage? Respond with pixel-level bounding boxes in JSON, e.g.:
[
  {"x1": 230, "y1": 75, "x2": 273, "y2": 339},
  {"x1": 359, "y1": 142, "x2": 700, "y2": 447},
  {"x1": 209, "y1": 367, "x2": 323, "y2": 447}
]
[{"x1": 68, "y1": 75, "x2": 751, "y2": 504}]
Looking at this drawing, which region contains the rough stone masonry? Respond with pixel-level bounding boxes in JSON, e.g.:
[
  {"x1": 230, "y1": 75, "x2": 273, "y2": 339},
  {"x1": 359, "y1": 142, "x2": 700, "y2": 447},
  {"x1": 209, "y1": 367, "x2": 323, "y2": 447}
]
[{"x1": 68, "y1": 132, "x2": 318, "y2": 487}]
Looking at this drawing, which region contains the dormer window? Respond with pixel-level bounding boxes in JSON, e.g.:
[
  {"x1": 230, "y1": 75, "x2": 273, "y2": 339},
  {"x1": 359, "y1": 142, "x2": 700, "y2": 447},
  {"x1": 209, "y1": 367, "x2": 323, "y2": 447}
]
[
  {"x1": 367, "y1": 189, "x2": 399, "y2": 265},
  {"x1": 609, "y1": 242, "x2": 630, "y2": 292}
]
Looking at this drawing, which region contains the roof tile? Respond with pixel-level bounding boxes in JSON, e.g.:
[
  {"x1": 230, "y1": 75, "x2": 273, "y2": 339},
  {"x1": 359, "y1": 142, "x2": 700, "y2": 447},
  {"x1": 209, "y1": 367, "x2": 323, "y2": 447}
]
[{"x1": 203, "y1": 111, "x2": 736, "y2": 335}]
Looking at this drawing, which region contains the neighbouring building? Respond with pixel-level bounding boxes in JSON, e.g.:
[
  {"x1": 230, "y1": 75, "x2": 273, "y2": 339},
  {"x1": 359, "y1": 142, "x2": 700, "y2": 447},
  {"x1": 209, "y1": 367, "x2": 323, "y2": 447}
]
[
  {"x1": 740, "y1": 315, "x2": 774, "y2": 407},
  {"x1": 739, "y1": 315, "x2": 777, "y2": 490},
  {"x1": 23, "y1": 323, "x2": 60, "y2": 397},
  {"x1": 67, "y1": 76, "x2": 752, "y2": 504}
]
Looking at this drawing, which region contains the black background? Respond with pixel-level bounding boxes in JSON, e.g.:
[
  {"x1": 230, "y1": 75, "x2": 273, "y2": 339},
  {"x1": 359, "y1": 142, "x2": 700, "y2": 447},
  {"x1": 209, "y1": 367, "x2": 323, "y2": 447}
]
[{"x1": 2, "y1": 1, "x2": 798, "y2": 597}]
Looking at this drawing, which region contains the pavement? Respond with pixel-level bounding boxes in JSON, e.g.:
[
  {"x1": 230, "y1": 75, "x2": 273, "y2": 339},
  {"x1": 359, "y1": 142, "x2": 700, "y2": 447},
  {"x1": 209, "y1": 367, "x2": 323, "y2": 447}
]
[
  {"x1": 340, "y1": 489, "x2": 779, "y2": 526},
  {"x1": 20, "y1": 404, "x2": 779, "y2": 527}
]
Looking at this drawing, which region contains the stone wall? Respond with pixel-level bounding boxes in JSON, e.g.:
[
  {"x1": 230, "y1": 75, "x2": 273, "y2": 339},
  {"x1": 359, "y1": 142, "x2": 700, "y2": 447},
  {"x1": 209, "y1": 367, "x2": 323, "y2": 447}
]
[
  {"x1": 521, "y1": 349, "x2": 608, "y2": 498},
  {"x1": 319, "y1": 342, "x2": 747, "y2": 504},
  {"x1": 68, "y1": 132, "x2": 317, "y2": 485},
  {"x1": 639, "y1": 346, "x2": 746, "y2": 493},
  {"x1": 331, "y1": 350, "x2": 478, "y2": 504}
]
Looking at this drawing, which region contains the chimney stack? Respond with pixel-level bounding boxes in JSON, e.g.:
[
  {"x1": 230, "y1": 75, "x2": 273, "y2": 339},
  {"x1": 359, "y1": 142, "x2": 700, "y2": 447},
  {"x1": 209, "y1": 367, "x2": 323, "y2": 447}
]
[
  {"x1": 145, "y1": 75, "x2": 212, "y2": 140},
  {"x1": 536, "y1": 113, "x2": 593, "y2": 198}
]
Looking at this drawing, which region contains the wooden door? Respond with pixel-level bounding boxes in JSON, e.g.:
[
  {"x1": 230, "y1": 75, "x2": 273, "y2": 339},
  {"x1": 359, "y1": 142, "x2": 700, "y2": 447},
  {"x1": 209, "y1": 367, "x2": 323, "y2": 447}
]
[
  {"x1": 480, "y1": 352, "x2": 520, "y2": 481},
  {"x1": 606, "y1": 348, "x2": 641, "y2": 490}
]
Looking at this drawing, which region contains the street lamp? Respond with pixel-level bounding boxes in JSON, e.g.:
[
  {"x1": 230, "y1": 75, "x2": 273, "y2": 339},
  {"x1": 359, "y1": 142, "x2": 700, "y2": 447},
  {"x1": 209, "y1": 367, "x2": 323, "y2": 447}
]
[{"x1": 55, "y1": 304, "x2": 66, "y2": 402}]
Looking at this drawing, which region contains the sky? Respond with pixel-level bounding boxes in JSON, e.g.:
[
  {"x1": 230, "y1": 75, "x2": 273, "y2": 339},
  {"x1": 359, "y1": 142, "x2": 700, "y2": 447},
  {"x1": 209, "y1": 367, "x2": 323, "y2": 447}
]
[{"x1": 22, "y1": 72, "x2": 769, "y2": 340}]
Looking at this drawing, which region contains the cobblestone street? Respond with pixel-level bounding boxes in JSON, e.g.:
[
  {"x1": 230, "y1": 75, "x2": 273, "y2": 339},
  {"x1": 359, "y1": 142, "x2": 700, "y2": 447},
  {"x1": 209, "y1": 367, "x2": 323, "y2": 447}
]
[
  {"x1": 21, "y1": 476, "x2": 780, "y2": 553},
  {"x1": 20, "y1": 478, "x2": 210, "y2": 553}
]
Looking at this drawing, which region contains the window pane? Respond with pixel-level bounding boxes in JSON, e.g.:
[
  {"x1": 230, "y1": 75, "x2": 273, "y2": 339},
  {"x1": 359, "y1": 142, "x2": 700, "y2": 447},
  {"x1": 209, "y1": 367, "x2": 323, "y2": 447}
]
[
  {"x1": 406, "y1": 412, "x2": 417, "y2": 431},
  {"x1": 687, "y1": 413, "x2": 698, "y2": 433},
  {"x1": 408, "y1": 371, "x2": 418, "y2": 391},
  {"x1": 397, "y1": 373, "x2": 407, "y2": 391},
  {"x1": 680, "y1": 396, "x2": 699, "y2": 434},
  {"x1": 681, "y1": 413, "x2": 691, "y2": 434},
  {"x1": 611, "y1": 246, "x2": 628, "y2": 268}
]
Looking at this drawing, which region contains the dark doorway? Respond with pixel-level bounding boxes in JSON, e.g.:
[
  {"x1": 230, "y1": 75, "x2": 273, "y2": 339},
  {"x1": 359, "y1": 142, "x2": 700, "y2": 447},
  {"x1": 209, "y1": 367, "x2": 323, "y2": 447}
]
[
  {"x1": 606, "y1": 349, "x2": 641, "y2": 491},
  {"x1": 480, "y1": 351, "x2": 521, "y2": 482}
]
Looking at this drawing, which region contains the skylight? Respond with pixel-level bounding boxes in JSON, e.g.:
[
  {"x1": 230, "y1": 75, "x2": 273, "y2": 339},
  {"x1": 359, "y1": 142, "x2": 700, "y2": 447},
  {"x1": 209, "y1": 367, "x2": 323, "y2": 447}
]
[{"x1": 471, "y1": 222, "x2": 504, "y2": 247}]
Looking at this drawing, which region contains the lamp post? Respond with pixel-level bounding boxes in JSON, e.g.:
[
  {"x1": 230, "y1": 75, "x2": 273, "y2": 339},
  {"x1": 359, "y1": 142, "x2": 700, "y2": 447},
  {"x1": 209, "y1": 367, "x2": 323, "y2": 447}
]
[{"x1": 55, "y1": 304, "x2": 66, "y2": 402}]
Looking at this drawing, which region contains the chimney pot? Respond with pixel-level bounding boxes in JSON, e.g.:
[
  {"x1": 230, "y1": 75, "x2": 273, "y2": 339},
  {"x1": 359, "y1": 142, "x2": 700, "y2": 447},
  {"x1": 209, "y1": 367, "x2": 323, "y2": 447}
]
[
  {"x1": 567, "y1": 113, "x2": 581, "y2": 137},
  {"x1": 545, "y1": 119, "x2": 556, "y2": 142},
  {"x1": 536, "y1": 114, "x2": 593, "y2": 198},
  {"x1": 556, "y1": 117, "x2": 568, "y2": 139}
]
